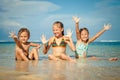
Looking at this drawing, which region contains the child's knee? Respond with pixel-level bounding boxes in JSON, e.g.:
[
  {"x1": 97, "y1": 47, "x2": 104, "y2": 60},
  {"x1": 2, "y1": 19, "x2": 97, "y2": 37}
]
[
  {"x1": 31, "y1": 48, "x2": 38, "y2": 53},
  {"x1": 60, "y1": 54, "x2": 66, "y2": 58},
  {"x1": 48, "y1": 55, "x2": 54, "y2": 59},
  {"x1": 48, "y1": 55, "x2": 52, "y2": 58}
]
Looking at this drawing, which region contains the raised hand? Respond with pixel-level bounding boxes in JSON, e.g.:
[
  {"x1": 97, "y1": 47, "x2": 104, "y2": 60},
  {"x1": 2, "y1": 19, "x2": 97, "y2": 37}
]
[
  {"x1": 104, "y1": 24, "x2": 112, "y2": 30},
  {"x1": 66, "y1": 29, "x2": 73, "y2": 38},
  {"x1": 72, "y1": 16, "x2": 80, "y2": 23},
  {"x1": 40, "y1": 34, "x2": 48, "y2": 44},
  {"x1": 9, "y1": 31, "x2": 17, "y2": 38}
]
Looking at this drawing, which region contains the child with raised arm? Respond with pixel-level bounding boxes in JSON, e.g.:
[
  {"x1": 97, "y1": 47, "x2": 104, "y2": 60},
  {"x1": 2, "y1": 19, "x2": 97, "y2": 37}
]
[
  {"x1": 9, "y1": 28, "x2": 40, "y2": 61},
  {"x1": 73, "y1": 16, "x2": 112, "y2": 59},
  {"x1": 41, "y1": 21, "x2": 76, "y2": 62}
]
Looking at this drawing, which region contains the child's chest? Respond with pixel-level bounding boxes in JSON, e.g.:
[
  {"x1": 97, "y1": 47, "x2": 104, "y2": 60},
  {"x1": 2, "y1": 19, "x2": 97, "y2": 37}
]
[
  {"x1": 21, "y1": 44, "x2": 30, "y2": 51},
  {"x1": 76, "y1": 41, "x2": 88, "y2": 47},
  {"x1": 55, "y1": 39, "x2": 63, "y2": 45}
]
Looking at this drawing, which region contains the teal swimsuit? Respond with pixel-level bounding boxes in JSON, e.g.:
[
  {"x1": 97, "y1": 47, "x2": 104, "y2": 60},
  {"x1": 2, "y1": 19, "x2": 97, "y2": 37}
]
[{"x1": 75, "y1": 42, "x2": 88, "y2": 57}]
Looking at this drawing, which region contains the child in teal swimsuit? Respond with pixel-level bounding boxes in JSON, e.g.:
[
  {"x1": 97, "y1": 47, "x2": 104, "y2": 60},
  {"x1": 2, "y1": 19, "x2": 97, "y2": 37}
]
[
  {"x1": 75, "y1": 42, "x2": 88, "y2": 58},
  {"x1": 73, "y1": 16, "x2": 112, "y2": 58},
  {"x1": 41, "y1": 21, "x2": 76, "y2": 62}
]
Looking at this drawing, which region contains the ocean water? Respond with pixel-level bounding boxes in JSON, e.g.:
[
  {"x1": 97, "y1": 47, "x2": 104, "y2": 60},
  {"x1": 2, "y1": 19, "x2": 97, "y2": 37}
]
[
  {"x1": 0, "y1": 42, "x2": 120, "y2": 80},
  {"x1": 1, "y1": 42, "x2": 120, "y2": 60}
]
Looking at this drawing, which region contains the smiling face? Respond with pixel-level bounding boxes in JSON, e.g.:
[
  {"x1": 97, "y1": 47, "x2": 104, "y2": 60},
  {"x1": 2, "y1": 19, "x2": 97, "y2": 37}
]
[
  {"x1": 18, "y1": 28, "x2": 30, "y2": 44},
  {"x1": 52, "y1": 24, "x2": 63, "y2": 38},
  {"x1": 19, "y1": 31, "x2": 29, "y2": 44},
  {"x1": 52, "y1": 21, "x2": 64, "y2": 38},
  {"x1": 80, "y1": 28, "x2": 89, "y2": 42}
]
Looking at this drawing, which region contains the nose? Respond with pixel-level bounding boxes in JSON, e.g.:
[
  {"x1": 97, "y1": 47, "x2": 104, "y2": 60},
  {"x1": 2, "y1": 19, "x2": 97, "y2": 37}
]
[{"x1": 54, "y1": 31, "x2": 57, "y2": 34}]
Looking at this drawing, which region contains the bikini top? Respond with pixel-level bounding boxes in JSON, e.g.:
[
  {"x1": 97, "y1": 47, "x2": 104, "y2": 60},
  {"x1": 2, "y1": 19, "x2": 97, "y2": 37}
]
[
  {"x1": 76, "y1": 42, "x2": 88, "y2": 55},
  {"x1": 52, "y1": 38, "x2": 66, "y2": 47}
]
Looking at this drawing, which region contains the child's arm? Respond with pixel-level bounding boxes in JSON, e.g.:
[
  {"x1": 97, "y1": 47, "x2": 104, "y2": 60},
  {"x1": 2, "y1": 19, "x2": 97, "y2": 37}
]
[
  {"x1": 30, "y1": 42, "x2": 40, "y2": 49},
  {"x1": 88, "y1": 24, "x2": 111, "y2": 43},
  {"x1": 41, "y1": 34, "x2": 50, "y2": 54},
  {"x1": 19, "y1": 52, "x2": 29, "y2": 61},
  {"x1": 9, "y1": 32, "x2": 23, "y2": 49},
  {"x1": 67, "y1": 37, "x2": 76, "y2": 51},
  {"x1": 43, "y1": 42, "x2": 51, "y2": 54},
  {"x1": 65, "y1": 29, "x2": 75, "y2": 51},
  {"x1": 72, "y1": 16, "x2": 80, "y2": 40}
]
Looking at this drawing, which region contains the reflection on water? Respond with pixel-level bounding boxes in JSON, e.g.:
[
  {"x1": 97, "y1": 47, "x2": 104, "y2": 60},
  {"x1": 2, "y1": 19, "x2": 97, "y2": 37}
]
[
  {"x1": 15, "y1": 60, "x2": 39, "y2": 72},
  {"x1": 0, "y1": 42, "x2": 120, "y2": 80},
  {"x1": 0, "y1": 59, "x2": 120, "y2": 80},
  {"x1": 15, "y1": 61, "x2": 29, "y2": 72},
  {"x1": 47, "y1": 61, "x2": 67, "y2": 80}
]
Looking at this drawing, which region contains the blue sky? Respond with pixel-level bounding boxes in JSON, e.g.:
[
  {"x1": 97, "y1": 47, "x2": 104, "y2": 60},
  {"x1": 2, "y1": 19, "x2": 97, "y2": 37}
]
[{"x1": 0, "y1": 0, "x2": 120, "y2": 42}]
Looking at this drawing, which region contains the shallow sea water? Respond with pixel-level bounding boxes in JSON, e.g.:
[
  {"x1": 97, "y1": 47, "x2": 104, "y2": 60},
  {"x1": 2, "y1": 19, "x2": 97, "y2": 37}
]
[{"x1": 0, "y1": 42, "x2": 120, "y2": 80}]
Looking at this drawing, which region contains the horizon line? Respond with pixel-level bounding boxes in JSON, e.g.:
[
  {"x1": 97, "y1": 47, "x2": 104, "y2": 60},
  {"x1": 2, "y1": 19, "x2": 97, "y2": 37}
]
[{"x1": 0, "y1": 40, "x2": 120, "y2": 43}]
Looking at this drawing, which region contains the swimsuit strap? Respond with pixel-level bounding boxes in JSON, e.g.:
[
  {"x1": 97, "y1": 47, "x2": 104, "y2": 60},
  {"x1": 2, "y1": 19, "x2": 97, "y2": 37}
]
[
  {"x1": 52, "y1": 37, "x2": 66, "y2": 47},
  {"x1": 52, "y1": 38, "x2": 57, "y2": 47},
  {"x1": 76, "y1": 43, "x2": 88, "y2": 51},
  {"x1": 60, "y1": 38, "x2": 66, "y2": 46}
]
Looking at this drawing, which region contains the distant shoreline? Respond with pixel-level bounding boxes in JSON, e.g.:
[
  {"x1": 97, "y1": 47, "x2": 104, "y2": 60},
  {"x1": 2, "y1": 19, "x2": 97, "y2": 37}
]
[
  {"x1": 0, "y1": 41, "x2": 120, "y2": 44},
  {"x1": 0, "y1": 40, "x2": 120, "y2": 43}
]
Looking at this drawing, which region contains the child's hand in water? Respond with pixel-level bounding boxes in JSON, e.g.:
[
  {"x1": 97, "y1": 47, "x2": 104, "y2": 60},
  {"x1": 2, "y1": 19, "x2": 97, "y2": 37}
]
[
  {"x1": 104, "y1": 24, "x2": 111, "y2": 30},
  {"x1": 40, "y1": 34, "x2": 48, "y2": 44},
  {"x1": 9, "y1": 32, "x2": 17, "y2": 38},
  {"x1": 66, "y1": 29, "x2": 73, "y2": 38},
  {"x1": 72, "y1": 16, "x2": 80, "y2": 23}
]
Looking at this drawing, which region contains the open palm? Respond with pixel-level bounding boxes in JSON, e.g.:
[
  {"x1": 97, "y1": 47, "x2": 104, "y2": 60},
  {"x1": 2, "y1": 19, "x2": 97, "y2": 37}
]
[
  {"x1": 66, "y1": 29, "x2": 73, "y2": 38},
  {"x1": 104, "y1": 24, "x2": 111, "y2": 30},
  {"x1": 72, "y1": 16, "x2": 80, "y2": 23},
  {"x1": 40, "y1": 34, "x2": 48, "y2": 44},
  {"x1": 9, "y1": 31, "x2": 17, "y2": 38}
]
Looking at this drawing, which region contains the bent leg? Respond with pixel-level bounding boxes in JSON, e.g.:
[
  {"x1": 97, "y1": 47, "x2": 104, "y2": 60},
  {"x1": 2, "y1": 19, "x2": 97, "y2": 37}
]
[
  {"x1": 16, "y1": 48, "x2": 29, "y2": 61},
  {"x1": 48, "y1": 55, "x2": 59, "y2": 61},
  {"x1": 29, "y1": 48, "x2": 39, "y2": 60},
  {"x1": 60, "y1": 54, "x2": 76, "y2": 62}
]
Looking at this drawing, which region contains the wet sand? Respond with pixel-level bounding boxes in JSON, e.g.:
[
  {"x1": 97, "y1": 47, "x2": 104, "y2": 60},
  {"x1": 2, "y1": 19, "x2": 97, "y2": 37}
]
[{"x1": 0, "y1": 59, "x2": 120, "y2": 80}]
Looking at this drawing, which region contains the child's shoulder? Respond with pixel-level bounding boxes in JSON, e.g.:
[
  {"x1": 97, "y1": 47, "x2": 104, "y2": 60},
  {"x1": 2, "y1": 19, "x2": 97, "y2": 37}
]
[
  {"x1": 49, "y1": 36, "x2": 55, "y2": 40},
  {"x1": 62, "y1": 36, "x2": 69, "y2": 40},
  {"x1": 48, "y1": 36, "x2": 55, "y2": 42},
  {"x1": 77, "y1": 40, "x2": 82, "y2": 43},
  {"x1": 62, "y1": 36, "x2": 66, "y2": 38},
  {"x1": 76, "y1": 40, "x2": 88, "y2": 44},
  {"x1": 27, "y1": 42, "x2": 34, "y2": 45}
]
